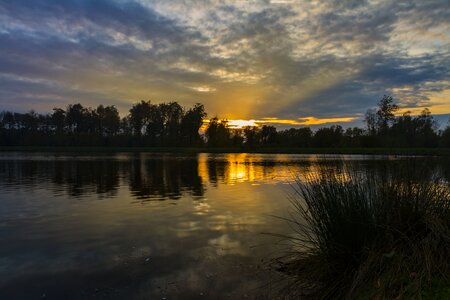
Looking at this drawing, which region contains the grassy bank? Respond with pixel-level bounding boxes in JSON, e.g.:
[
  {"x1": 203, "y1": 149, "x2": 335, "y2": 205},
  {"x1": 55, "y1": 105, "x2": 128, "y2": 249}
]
[
  {"x1": 0, "y1": 146, "x2": 450, "y2": 156},
  {"x1": 275, "y1": 162, "x2": 450, "y2": 299}
]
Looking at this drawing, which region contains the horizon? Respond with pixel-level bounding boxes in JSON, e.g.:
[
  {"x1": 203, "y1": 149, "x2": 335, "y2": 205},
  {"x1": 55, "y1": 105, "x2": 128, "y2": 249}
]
[
  {"x1": 2, "y1": 99, "x2": 450, "y2": 130},
  {"x1": 1, "y1": 0, "x2": 450, "y2": 129}
]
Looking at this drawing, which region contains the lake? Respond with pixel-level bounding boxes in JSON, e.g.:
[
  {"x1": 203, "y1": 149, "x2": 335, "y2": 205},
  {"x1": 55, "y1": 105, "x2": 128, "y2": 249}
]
[{"x1": 0, "y1": 153, "x2": 448, "y2": 299}]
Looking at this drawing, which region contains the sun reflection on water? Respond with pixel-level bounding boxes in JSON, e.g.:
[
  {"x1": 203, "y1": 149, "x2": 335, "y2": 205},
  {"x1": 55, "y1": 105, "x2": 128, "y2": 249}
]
[
  {"x1": 0, "y1": 153, "x2": 445, "y2": 299},
  {"x1": 196, "y1": 153, "x2": 348, "y2": 186}
]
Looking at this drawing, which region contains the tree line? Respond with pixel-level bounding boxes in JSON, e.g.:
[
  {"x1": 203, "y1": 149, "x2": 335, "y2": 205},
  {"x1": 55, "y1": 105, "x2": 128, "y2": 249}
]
[
  {"x1": 0, "y1": 101, "x2": 206, "y2": 147},
  {"x1": 1, "y1": 96, "x2": 450, "y2": 148}
]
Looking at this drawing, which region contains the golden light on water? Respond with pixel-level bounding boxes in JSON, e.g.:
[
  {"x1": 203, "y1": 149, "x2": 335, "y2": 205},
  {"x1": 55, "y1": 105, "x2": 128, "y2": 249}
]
[
  {"x1": 197, "y1": 153, "x2": 283, "y2": 184},
  {"x1": 196, "y1": 153, "x2": 351, "y2": 186}
]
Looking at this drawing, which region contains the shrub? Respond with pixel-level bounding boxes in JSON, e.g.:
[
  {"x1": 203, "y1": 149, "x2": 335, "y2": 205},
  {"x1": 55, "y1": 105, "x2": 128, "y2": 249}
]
[{"x1": 275, "y1": 160, "x2": 450, "y2": 299}]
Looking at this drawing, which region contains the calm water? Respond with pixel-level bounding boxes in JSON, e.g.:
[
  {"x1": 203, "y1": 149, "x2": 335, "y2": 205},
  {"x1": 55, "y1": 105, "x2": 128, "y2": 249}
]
[{"x1": 0, "y1": 153, "x2": 448, "y2": 299}]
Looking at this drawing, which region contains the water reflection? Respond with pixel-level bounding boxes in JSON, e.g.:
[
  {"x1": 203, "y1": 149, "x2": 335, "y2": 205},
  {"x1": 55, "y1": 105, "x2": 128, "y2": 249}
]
[
  {"x1": 127, "y1": 154, "x2": 204, "y2": 200},
  {"x1": 0, "y1": 153, "x2": 449, "y2": 299},
  {"x1": 0, "y1": 153, "x2": 449, "y2": 199},
  {"x1": 0, "y1": 158, "x2": 120, "y2": 198}
]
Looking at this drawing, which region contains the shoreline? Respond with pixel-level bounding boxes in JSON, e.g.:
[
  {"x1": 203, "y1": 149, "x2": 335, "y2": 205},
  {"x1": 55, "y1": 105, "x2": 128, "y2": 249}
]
[{"x1": 0, "y1": 146, "x2": 449, "y2": 156}]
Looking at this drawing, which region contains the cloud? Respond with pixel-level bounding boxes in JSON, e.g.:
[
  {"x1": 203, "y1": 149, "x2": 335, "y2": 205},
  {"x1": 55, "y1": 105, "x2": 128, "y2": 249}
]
[
  {"x1": 0, "y1": 0, "x2": 449, "y2": 125},
  {"x1": 257, "y1": 116, "x2": 356, "y2": 126}
]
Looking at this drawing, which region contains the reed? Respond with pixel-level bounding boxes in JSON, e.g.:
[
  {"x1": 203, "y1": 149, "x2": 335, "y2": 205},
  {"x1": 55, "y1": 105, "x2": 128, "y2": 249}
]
[{"x1": 275, "y1": 161, "x2": 450, "y2": 299}]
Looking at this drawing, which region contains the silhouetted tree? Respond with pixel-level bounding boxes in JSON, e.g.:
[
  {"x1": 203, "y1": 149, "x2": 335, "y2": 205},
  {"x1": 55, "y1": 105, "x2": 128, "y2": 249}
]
[
  {"x1": 277, "y1": 127, "x2": 313, "y2": 147},
  {"x1": 389, "y1": 108, "x2": 438, "y2": 147},
  {"x1": 66, "y1": 104, "x2": 90, "y2": 133},
  {"x1": 129, "y1": 100, "x2": 153, "y2": 137},
  {"x1": 365, "y1": 108, "x2": 377, "y2": 136},
  {"x1": 343, "y1": 127, "x2": 364, "y2": 147},
  {"x1": 376, "y1": 95, "x2": 399, "y2": 135},
  {"x1": 313, "y1": 125, "x2": 344, "y2": 147},
  {"x1": 415, "y1": 108, "x2": 439, "y2": 147},
  {"x1": 38, "y1": 113, "x2": 52, "y2": 134},
  {"x1": 13, "y1": 112, "x2": 24, "y2": 130},
  {"x1": 230, "y1": 129, "x2": 244, "y2": 147},
  {"x1": 206, "y1": 117, "x2": 231, "y2": 147},
  {"x1": 243, "y1": 126, "x2": 260, "y2": 147},
  {"x1": 1, "y1": 96, "x2": 447, "y2": 149},
  {"x1": 260, "y1": 125, "x2": 277, "y2": 145},
  {"x1": 22, "y1": 111, "x2": 39, "y2": 132},
  {"x1": 120, "y1": 116, "x2": 132, "y2": 136},
  {"x1": 1, "y1": 111, "x2": 16, "y2": 129},
  {"x1": 145, "y1": 103, "x2": 164, "y2": 144},
  {"x1": 51, "y1": 108, "x2": 66, "y2": 133},
  {"x1": 160, "y1": 102, "x2": 184, "y2": 146},
  {"x1": 442, "y1": 119, "x2": 450, "y2": 148},
  {"x1": 94, "y1": 105, "x2": 120, "y2": 136},
  {"x1": 181, "y1": 103, "x2": 206, "y2": 146}
]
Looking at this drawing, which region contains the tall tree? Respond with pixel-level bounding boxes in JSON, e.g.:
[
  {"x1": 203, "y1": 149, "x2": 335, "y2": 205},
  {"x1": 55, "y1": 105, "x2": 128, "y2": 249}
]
[
  {"x1": 1, "y1": 111, "x2": 16, "y2": 129},
  {"x1": 243, "y1": 126, "x2": 260, "y2": 147},
  {"x1": 94, "y1": 105, "x2": 120, "y2": 136},
  {"x1": 376, "y1": 95, "x2": 398, "y2": 135},
  {"x1": 22, "y1": 110, "x2": 39, "y2": 132},
  {"x1": 260, "y1": 125, "x2": 277, "y2": 145},
  {"x1": 313, "y1": 125, "x2": 344, "y2": 147},
  {"x1": 364, "y1": 108, "x2": 377, "y2": 136},
  {"x1": 415, "y1": 108, "x2": 438, "y2": 147},
  {"x1": 160, "y1": 102, "x2": 184, "y2": 146},
  {"x1": 129, "y1": 100, "x2": 153, "y2": 136},
  {"x1": 181, "y1": 103, "x2": 206, "y2": 146},
  {"x1": 206, "y1": 117, "x2": 231, "y2": 147},
  {"x1": 66, "y1": 104, "x2": 89, "y2": 133},
  {"x1": 441, "y1": 119, "x2": 450, "y2": 147},
  {"x1": 51, "y1": 108, "x2": 66, "y2": 133}
]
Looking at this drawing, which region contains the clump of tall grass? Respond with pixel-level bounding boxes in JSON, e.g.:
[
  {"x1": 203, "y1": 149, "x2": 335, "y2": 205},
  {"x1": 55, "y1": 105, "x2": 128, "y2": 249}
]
[{"x1": 275, "y1": 161, "x2": 450, "y2": 299}]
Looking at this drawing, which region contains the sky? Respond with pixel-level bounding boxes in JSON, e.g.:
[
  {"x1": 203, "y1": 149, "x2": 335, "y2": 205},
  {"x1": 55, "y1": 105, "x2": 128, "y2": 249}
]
[{"x1": 0, "y1": 0, "x2": 449, "y2": 128}]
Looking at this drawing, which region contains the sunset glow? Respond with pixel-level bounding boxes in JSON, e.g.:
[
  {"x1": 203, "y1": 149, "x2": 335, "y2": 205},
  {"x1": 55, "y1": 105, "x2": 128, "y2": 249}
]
[
  {"x1": 203, "y1": 116, "x2": 357, "y2": 129},
  {"x1": 0, "y1": 1, "x2": 448, "y2": 124},
  {"x1": 223, "y1": 116, "x2": 357, "y2": 129},
  {"x1": 227, "y1": 120, "x2": 258, "y2": 128}
]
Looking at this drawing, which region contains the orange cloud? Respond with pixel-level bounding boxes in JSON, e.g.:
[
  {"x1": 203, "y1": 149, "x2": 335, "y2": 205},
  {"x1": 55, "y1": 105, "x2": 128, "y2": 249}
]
[
  {"x1": 201, "y1": 116, "x2": 357, "y2": 129},
  {"x1": 256, "y1": 116, "x2": 356, "y2": 126}
]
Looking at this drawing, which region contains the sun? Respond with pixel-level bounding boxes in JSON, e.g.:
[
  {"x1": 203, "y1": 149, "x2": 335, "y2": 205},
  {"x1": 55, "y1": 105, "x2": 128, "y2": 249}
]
[{"x1": 227, "y1": 119, "x2": 258, "y2": 129}]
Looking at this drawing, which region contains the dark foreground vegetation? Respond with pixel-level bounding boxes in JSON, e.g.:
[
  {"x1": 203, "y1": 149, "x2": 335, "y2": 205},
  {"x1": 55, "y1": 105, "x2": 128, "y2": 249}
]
[
  {"x1": 275, "y1": 161, "x2": 450, "y2": 299},
  {"x1": 1, "y1": 95, "x2": 450, "y2": 149}
]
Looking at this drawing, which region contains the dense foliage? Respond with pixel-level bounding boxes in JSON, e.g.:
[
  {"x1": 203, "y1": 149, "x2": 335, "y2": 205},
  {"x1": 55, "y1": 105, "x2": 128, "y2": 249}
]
[
  {"x1": 1, "y1": 95, "x2": 449, "y2": 147},
  {"x1": 0, "y1": 101, "x2": 206, "y2": 147}
]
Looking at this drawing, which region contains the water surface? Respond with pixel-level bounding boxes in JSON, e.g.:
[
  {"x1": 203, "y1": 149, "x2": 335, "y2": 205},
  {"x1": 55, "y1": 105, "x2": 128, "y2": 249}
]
[{"x1": 0, "y1": 153, "x2": 447, "y2": 299}]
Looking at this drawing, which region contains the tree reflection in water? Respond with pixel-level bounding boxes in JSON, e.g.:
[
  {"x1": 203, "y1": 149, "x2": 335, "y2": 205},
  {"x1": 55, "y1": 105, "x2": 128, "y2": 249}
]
[
  {"x1": 0, "y1": 154, "x2": 449, "y2": 199},
  {"x1": 0, "y1": 153, "x2": 449, "y2": 299}
]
